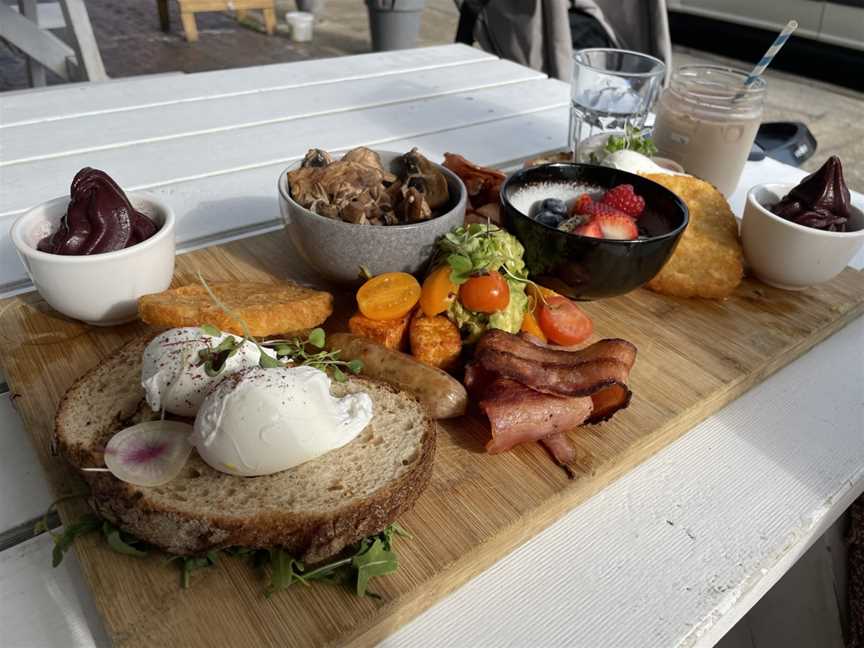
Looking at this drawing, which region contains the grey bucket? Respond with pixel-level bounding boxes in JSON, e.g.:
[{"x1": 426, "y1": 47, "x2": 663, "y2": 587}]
[{"x1": 366, "y1": 0, "x2": 425, "y2": 51}]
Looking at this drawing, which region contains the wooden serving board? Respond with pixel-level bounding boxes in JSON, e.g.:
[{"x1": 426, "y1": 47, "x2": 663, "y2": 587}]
[{"x1": 1, "y1": 230, "x2": 863, "y2": 648}]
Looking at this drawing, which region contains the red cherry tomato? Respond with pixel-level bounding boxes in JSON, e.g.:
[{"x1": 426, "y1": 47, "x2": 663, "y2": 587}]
[
  {"x1": 459, "y1": 273, "x2": 510, "y2": 313},
  {"x1": 537, "y1": 295, "x2": 593, "y2": 345}
]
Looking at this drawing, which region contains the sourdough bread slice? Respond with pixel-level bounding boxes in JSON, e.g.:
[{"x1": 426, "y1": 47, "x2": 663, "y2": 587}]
[{"x1": 55, "y1": 335, "x2": 435, "y2": 561}]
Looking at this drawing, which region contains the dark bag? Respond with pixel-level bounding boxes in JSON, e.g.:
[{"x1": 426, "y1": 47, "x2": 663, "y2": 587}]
[
  {"x1": 456, "y1": 1, "x2": 616, "y2": 50},
  {"x1": 569, "y1": 6, "x2": 616, "y2": 49}
]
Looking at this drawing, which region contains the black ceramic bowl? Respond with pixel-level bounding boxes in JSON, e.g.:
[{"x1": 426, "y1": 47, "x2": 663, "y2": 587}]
[{"x1": 501, "y1": 163, "x2": 689, "y2": 300}]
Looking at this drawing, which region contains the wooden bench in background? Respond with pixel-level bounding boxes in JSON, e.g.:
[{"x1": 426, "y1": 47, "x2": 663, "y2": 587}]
[{"x1": 157, "y1": 0, "x2": 277, "y2": 42}]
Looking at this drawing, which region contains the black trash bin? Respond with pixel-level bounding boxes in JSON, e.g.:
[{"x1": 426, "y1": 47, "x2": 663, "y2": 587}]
[{"x1": 366, "y1": 0, "x2": 425, "y2": 51}]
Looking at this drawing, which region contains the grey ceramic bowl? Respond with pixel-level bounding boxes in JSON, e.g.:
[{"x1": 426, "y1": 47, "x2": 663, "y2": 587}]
[{"x1": 278, "y1": 151, "x2": 467, "y2": 284}]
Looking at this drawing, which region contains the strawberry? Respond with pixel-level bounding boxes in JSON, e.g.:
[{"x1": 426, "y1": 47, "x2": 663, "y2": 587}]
[
  {"x1": 573, "y1": 221, "x2": 602, "y2": 238},
  {"x1": 601, "y1": 184, "x2": 645, "y2": 218},
  {"x1": 594, "y1": 212, "x2": 638, "y2": 240},
  {"x1": 571, "y1": 193, "x2": 594, "y2": 216},
  {"x1": 587, "y1": 202, "x2": 629, "y2": 218}
]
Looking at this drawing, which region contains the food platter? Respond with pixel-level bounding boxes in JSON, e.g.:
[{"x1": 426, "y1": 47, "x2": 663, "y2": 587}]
[{"x1": 2, "y1": 202, "x2": 862, "y2": 647}]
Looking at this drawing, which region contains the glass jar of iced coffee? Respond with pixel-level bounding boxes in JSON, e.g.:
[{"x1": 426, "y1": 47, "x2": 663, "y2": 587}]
[{"x1": 653, "y1": 66, "x2": 766, "y2": 197}]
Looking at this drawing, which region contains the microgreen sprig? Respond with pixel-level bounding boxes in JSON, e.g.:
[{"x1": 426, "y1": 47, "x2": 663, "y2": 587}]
[
  {"x1": 262, "y1": 327, "x2": 363, "y2": 382},
  {"x1": 196, "y1": 272, "x2": 279, "y2": 371},
  {"x1": 589, "y1": 124, "x2": 658, "y2": 163}
]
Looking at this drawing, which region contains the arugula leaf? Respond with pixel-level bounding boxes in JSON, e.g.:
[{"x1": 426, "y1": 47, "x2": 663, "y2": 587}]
[
  {"x1": 51, "y1": 514, "x2": 102, "y2": 567},
  {"x1": 266, "y1": 549, "x2": 306, "y2": 597},
  {"x1": 102, "y1": 522, "x2": 148, "y2": 558},
  {"x1": 199, "y1": 323, "x2": 221, "y2": 337},
  {"x1": 352, "y1": 537, "x2": 398, "y2": 597},
  {"x1": 171, "y1": 551, "x2": 219, "y2": 589}
]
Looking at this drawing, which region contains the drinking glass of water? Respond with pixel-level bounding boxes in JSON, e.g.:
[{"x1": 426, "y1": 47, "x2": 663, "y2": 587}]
[{"x1": 569, "y1": 49, "x2": 666, "y2": 162}]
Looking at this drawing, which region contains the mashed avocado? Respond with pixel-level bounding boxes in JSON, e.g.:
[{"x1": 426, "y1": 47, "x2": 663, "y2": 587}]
[{"x1": 437, "y1": 224, "x2": 530, "y2": 342}]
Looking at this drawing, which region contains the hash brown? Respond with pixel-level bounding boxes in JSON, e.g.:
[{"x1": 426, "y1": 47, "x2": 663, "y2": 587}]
[
  {"x1": 642, "y1": 174, "x2": 743, "y2": 299},
  {"x1": 138, "y1": 281, "x2": 333, "y2": 337}
]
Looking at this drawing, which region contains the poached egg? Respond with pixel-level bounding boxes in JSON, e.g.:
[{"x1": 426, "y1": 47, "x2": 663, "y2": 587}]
[
  {"x1": 601, "y1": 150, "x2": 685, "y2": 176},
  {"x1": 141, "y1": 327, "x2": 276, "y2": 417},
  {"x1": 191, "y1": 366, "x2": 373, "y2": 476}
]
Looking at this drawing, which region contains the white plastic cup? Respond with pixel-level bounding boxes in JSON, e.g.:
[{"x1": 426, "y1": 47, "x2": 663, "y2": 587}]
[{"x1": 285, "y1": 11, "x2": 314, "y2": 42}]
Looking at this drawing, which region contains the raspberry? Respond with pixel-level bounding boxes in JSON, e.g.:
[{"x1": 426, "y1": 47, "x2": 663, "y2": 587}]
[
  {"x1": 601, "y1": 184, "x2": 645, "y2": 218},
  {"x1": 571, "y1": 193, "x2": 594, "y2": 216}
]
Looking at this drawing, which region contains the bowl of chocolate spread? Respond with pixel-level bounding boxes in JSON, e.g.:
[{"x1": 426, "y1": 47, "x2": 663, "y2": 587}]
[
  {"x1": 11, "y1": 168, "x2": 176, "y2": 325},
  {"x1": 741, "y1": 156, "x2": 864, "y2": 290}
]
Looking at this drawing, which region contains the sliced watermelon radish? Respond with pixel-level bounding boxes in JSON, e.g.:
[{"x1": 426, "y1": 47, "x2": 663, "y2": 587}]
[{"x1": 103, "y1": 421, "x2": 194, "y2": 487}]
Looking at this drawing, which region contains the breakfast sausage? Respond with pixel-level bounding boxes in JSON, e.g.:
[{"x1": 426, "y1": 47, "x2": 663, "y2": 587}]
[{"x1": 326, "y1": 333, "x2": 467, "y2": 419}]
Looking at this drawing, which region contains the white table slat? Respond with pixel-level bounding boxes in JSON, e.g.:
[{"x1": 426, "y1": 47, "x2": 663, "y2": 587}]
[
  {"x1": 0, "y1": 77, "x2": 569, "y2": 218},
  {"x1": 2, "y1": 318, "x2": 861, "y2": 648},
  {"x1": 0, "y1": 80, "x2": 570, "y2": 292},
  {"x1": 1, "y1": 59, "x2": 545, "y2": 166},
  {"x1": 0, "y1": 532, "x2": 109, "y2": 648},
  {"x1": 0, "y1": 394, "x2": 54, "y2": 531},
  {"x1": 0, "y1": 44, "x2": 494, "y2": 126}
]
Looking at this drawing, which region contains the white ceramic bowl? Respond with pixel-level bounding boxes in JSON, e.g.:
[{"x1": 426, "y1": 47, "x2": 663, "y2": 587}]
[
  {"x1": 741, "y1": 183, "x2": 864, "y2": 290},
  {"x1": 10, "y1": 192, "x2": 176, "y2": 325}
]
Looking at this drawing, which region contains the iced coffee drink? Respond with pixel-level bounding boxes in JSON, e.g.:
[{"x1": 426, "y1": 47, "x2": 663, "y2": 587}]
[{"x1": 653, "y1": 66, "x2": 766, "y2": 196}]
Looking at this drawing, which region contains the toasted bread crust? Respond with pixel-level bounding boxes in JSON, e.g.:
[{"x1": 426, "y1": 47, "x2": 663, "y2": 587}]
[
  {"x1": 55, "y1": 336, "x2": 435, "y2": 561},
  {"x1": 138, "y1": 282, "x2": 334, "y2": 337}
]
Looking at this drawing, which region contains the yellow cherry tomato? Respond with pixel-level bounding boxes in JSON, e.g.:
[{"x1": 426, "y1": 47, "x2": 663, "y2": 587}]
[
  {"x1": 419, "y1": 266, "x2": 458, "y2": 318},
  {"x1": 520, "y1": 309, "x2": 547, "y2": 343},
  {"x1": 357, "y1": 272, "x2": 421, "y2": 321}
]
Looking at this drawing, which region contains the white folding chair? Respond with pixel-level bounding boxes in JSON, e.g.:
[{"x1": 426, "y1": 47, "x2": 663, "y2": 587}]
[{"x1": 0, "y1": 0, "x2": 107, "y2": 87}]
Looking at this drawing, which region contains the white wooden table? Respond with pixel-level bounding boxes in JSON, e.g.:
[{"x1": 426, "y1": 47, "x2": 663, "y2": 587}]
[{"x1": 0, "y1": 44, "x2": 862, "y2": 648}]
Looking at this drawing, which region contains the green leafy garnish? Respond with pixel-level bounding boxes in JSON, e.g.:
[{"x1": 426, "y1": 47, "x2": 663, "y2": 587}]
[
  {"x1": 50, "y1": 514, "x2": 102, "y2": 567},
  {"x1": 589, "y1": 124, "x2": 658, "y2": 163},
  {"x1": 352, "y1": 537, "x2": 397, "y2": 597},
  {"x1": 435, "y1": 224, "x2": 528, "y2": 285},
  {"x1": 39, "y1": 506, "x2": 409, "y2": 597},
  {"x1": 197, "y1": 334, "x2": 243, "y2": 377},
  {"x1": 103, "y1": 521, "x2": 148, "y2": 557},
  {"x1": 199, "y1": 323, "x2": 221, "y2": 337},
  {"x1": 262, "y1": 523, "x2": 410, "y2": 598},
  {"x1": 307, "y1": 327, "x2": 326, "y2": 349},
  {"x1": 266, "y1": 328, "x2": 363, "y2": 382},
  {"x1": 266, "y1": 549, "x2": 307, "y2": 596},
  {"x1": 169, "y1": 550, "x2": 219, "y2": 589},
  {"x1": 195, "y1": 276, "x2": 360, "y2": 379}
]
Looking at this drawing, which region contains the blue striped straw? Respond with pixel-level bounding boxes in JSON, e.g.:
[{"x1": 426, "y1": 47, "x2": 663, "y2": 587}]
[{"x1": 745, "y1": 20, "x2": 798, "y2": 85}]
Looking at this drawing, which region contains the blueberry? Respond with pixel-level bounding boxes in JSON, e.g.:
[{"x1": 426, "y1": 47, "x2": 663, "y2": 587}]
[
  {"x1": 541, "y1": 198, "x2": 568, "y2": 215},
  {"x1": 535, "y1": 210, "x2": 563, "y2": 227}
]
